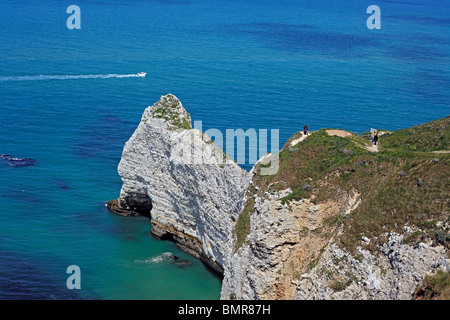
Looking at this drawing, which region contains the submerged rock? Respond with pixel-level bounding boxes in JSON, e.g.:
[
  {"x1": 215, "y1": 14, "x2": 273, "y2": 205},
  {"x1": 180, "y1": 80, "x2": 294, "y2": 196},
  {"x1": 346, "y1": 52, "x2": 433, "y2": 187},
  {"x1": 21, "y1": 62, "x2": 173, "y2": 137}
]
[
  {"x1": 172, "y1": 255, "x2": 193, "y2": 267},
  {"x1": 7, "y1": 158, "x2": 36, "y2": 167},
  {"x1": 138, "y1": 252, "x2": 193, "y2": 267},
  {"x1": 1, "y1": 154, "x2": 36, "y2": 167},
  {"x1": 54, "y1": 178, "x2": 70, "y2": 190}
]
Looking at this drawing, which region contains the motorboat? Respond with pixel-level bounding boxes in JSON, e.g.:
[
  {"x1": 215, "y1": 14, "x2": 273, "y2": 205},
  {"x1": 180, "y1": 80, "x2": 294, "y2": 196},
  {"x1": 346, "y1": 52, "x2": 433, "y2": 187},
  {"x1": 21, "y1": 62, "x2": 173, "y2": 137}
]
[{"x1": 137, "y1": 72, "x2": 147, "y2": 77}]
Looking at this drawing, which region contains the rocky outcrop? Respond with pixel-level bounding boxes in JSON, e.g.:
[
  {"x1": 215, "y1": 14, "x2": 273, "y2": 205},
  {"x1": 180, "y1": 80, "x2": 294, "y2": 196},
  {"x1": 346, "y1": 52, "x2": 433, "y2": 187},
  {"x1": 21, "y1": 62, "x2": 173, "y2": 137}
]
[
  {"x1": 110, "y1": 96, "x2": 449, "y2": 299},
  {"x1": 219, "y1": 121, "x2": 450, "y2": 300},
  {"x1": 221, "y1": 189, "x2": 363, "y2": 299},
  {"x1": 221, "y1": 189, "x2": 449, "y2": 300},
  {"x1": 1, "y1": 154, "x2": 36, "y2": 167},
  {"x1": 292, "y1": 232, "x2": 448, "y2": 300},
  {"x1": 108, "y1": 94, "x2": 251, "y2": 273}
]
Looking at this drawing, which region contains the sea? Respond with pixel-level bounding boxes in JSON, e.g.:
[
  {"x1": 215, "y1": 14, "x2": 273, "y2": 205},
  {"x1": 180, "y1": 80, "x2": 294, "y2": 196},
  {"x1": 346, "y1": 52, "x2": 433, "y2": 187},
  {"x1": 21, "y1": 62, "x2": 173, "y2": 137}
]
[{"x1": 0, "y1": 0, "x2": 449, "y2": 299}]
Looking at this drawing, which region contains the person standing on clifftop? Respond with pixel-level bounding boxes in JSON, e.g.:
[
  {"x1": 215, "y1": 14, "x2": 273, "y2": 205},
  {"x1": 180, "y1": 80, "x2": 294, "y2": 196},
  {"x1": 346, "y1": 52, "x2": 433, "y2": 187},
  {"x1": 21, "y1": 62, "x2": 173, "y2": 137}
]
[
  {"x1": 371, "y1": 129, "x2": 377, "y2": 145},
  {"x1": 304, "y1": 124, "x2": 308, "y2": 136}
]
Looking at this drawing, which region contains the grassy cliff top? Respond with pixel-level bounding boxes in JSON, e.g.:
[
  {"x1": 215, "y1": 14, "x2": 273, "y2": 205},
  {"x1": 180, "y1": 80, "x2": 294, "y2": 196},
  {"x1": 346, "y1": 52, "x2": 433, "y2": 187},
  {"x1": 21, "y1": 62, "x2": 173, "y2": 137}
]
[
  {"x1": 380, "y1": 116, "x2": 449, "y2": 153},
  {"x1": 239, "y1": 116, "x2": 449, "y2": 256},
  {"x1": 148, "y1": 94, "x2": 192, "y2": 130}
]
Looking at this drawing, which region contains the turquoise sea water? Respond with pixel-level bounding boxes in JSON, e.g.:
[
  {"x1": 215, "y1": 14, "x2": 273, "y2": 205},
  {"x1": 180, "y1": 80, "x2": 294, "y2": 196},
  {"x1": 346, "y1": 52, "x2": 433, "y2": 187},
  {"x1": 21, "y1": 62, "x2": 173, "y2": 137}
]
[{"x1": 0, "y1": 0, "x2": 449, "y2": 299}]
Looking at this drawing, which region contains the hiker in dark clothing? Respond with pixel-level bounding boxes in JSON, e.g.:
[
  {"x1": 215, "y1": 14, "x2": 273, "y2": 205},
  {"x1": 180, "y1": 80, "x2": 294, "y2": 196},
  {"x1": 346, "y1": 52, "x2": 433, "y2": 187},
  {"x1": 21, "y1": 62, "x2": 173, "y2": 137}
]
[
  {"x1": 304, "y1": 124, "x2": 308, "y2": 135},
  {"x1": 373, "y1": 133, "x2": 379, "y2": 145}
]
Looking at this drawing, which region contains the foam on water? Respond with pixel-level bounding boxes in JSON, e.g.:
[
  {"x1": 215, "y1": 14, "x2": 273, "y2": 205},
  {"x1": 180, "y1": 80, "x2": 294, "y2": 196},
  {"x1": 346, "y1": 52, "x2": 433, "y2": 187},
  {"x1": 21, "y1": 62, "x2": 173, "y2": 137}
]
[{"x1": 135, "y1": 252, "x2": 177, "y2": 265}]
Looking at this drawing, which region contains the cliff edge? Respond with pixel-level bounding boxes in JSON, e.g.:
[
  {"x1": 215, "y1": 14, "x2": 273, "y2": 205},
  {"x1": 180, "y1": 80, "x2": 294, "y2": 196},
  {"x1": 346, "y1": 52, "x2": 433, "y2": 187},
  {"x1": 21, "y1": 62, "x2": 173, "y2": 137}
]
[
  {"x1": 109, "y1": 95, "x2": 449, "y2": 299},
  {"x1": 223, "y1": 119, "x2": 449, "y2": 299}
]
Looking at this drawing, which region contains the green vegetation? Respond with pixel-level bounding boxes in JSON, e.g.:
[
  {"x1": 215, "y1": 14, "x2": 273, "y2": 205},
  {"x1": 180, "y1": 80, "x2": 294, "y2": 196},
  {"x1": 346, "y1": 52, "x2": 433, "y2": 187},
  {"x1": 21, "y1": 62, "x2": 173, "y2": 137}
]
[
  {"x1": 338, "y1": 150, "x2": 449, "y2": 254},
  {"x1": 245, "y1": 117, "x2": 449, "y2": 257},
  {"x1": 253, "y1": 129, "x2": 369, "y2": 205},
  {"x1": 381, "y1": 116, "x2": 449, "y2": 152},
  {"x1": 329, "y1": 278, "x2": 352, "y2": 292},
  {"x1": 234, "y1": 198, "x2": 254, "y2": 251},
  {"x1": 415, "y1": 270, "x2": 450, "y2": 300},
  {"x1": 231, "y1": 115, "x2": 449, "y2": 303},
  {"x1": 231, "y1": 117, "x2": 449, "y2": 296},
  {"x1": 151, "y1": 94, "x2": 192, "y2": 130}
]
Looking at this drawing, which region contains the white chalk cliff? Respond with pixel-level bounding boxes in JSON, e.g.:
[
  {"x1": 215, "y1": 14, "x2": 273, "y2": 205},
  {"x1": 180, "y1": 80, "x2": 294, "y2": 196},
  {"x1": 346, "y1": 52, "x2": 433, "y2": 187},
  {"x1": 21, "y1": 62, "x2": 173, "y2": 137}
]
[
  {"x1": 110, "y1": 95, "x2": 449, "y2": 299},
  {"x1": 109, "y1": 94, "x2": 250, "y2": 273},
  {"x1": 221, "y1": 193, "x2": 449, "y2": 300}
]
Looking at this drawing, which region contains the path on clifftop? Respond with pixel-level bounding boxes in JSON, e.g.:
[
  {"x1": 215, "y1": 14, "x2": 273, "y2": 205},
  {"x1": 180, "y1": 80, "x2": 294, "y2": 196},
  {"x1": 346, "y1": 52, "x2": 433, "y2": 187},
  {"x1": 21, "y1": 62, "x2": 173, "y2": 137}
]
[
  {"x1": 326, "y1": 129, "x2": 379, "y2": 153},
  {"x1": 289, "y1": 131, "x2": 311, "y2": 147},
  {"x1": 289, "y1": 129, "x2": 380, "y2": 153},
  {"x1": 364, "y1": 142, "x2": 379, "y2": 153}
]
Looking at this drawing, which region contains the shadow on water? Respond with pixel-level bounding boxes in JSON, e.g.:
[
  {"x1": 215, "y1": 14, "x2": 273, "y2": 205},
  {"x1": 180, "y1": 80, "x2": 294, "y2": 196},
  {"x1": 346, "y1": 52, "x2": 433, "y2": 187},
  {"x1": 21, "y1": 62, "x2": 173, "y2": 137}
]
[
  {"x1": 53, "y1": 178, "x2": 70, "y2": 191},
  {"x1": 58, "y1": 204, "x2": 149, "y2": 241},
  {"x1": 223, "y1": 22, "x2": 379, "y2": 58},
  {"x1": 73, "y1": 113, "x2": 135, "y2": 161},
  {"x1": 2, "y1": 189, "x2": 46, "y2": 207}
]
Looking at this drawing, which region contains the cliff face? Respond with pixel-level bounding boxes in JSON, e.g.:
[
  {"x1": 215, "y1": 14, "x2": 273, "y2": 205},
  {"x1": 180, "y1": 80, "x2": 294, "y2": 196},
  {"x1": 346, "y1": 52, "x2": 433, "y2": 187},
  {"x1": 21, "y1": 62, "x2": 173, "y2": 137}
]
[
  {"x1": 110, "y1": 97, "x2": 449, "y2": 299},
  {"x1": 221, "y1": 189, "x2": 363, "y2": 299},
  {"x1": 221, "y1": 192, "x2": 448, "y2": 300},
  {"x1": 222, "y1": 121, "x2": 449, "y2": 300},
  {"x1": 109, "y1": 94, "x2": 250, "y2": 273}
]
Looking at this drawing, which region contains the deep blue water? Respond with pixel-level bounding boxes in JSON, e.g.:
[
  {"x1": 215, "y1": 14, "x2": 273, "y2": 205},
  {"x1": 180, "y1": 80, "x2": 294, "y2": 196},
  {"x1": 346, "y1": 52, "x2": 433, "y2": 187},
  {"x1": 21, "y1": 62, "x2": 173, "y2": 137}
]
[{"x1": 0, "y1": 0, "x2": 449, "y2": 299}]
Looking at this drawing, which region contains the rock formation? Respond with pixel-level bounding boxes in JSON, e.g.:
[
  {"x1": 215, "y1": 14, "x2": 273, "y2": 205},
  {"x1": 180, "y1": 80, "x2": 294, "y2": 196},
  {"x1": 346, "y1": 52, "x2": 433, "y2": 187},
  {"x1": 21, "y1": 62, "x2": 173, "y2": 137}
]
[
  {"x1": 108, "y1": 94, "x2": 251, "y2": 273},
  {"x1": 221, "y1": 119, "x2": 449, "y2": 300},
  {"x1": 1, "y1": 154, "x2": 36, "y2": 167},
  {"x1": 221, "y1": 189, "x2": 363, "y2": 299},
  {"x1": 221, "y1": 193, "x2": 449, "y2": 300},
  {"x1": 110, "y1": 97, "x2": 449, "y2": 299}
]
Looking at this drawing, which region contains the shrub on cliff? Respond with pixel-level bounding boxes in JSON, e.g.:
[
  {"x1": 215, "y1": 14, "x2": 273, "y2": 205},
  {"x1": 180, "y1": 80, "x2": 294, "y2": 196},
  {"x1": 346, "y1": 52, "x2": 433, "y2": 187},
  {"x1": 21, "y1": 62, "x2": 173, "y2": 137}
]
[{"x1": 415, "y1": 270, "x2": 450, "y2": 300}]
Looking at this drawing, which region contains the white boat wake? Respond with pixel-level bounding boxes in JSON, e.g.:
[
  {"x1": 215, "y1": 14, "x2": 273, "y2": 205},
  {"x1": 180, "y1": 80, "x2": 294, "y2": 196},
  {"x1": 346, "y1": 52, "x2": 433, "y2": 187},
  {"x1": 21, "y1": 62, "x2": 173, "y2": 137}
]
[{"x1": 0, "y1": 73, "x2": 146, "y2": 82}]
